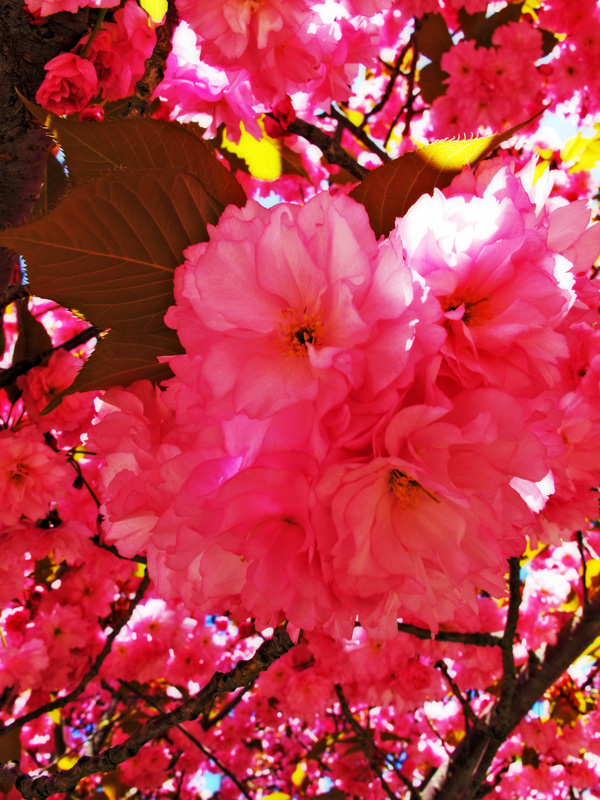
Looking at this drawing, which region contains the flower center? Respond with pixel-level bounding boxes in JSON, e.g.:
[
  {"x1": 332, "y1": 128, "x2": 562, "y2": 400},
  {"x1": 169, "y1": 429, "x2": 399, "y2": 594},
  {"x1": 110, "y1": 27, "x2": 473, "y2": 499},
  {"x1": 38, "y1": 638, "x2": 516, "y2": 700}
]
[
  {"x1": 389, "y1": 469, "x2": 439, "y2": 509},
  {"x1": 10, "y1": 462, "x2": 29, "y2": 482},
  {"x1": 277, "y1": 307, "x2": 324, "y2": 356},
  {"x1": 440, "y1": 291, "x2": 491, "y2": 326}
]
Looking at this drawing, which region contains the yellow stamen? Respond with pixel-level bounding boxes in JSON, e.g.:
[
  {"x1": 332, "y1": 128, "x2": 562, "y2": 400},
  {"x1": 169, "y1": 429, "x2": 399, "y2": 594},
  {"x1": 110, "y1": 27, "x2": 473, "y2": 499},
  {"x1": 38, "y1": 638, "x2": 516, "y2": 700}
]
[
  {"x1": 276, "y1": 307, "x2": 324, "y2": 356},
  {"x1": 389, "y1": 469, "x2": 440, "y2": 509}
]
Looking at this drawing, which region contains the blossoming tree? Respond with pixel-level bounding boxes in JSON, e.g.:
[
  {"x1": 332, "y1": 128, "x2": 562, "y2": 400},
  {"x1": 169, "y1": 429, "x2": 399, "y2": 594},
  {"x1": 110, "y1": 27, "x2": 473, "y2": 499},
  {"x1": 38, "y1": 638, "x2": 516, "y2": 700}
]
[{"x1": 2, "y1": 1, "x2": 600, "y2": 799}]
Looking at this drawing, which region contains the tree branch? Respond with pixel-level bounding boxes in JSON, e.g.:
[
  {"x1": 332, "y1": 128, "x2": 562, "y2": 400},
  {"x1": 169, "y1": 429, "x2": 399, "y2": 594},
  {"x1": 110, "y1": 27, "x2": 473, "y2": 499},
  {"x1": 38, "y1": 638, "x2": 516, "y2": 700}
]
[
  {"x1": 123, "y1": 0, "x2": 179, "y2": 117},
  {"x1": 328, "y1": 104, "x2": 389, "y2": 162},
  {"x1": 491, "y1": 556, "x2": 521, "y2": 738},
  {"x1": 269, "y1": 115, "x2": 366, "y2": 181},
  {"x1": 335, "y1": 684, "x2": 417, "y2": 800},
  {"x1": 1, "y1": 628, "x2": 295, "y2": 799},
  {"x1": 200, "y1": 684, "x2": 253, "y2": 731},
  {"x1": 423, "y1": 588, "x2": 600, "y2": 800},
  {"x1": 362, "y1": 33, "x2": 414, "y2": 125},
  {"x1": 118, "y1": 680, "x2": 253, "y2": 800},
  {"x1": 2, "y1": 572, "x2": 150, "y2": 735},
  {"x1": 435, "y1": 661, "x2": 488, "y2": 734},
  {"x1": 396, "y1": 622, "x2": 501, "y2": 648}
]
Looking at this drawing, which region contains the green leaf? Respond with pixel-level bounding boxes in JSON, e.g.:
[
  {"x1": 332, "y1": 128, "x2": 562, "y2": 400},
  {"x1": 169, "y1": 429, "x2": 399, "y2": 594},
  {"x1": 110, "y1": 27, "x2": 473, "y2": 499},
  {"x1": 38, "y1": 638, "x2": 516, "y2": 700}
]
[
  {"x1": 458, "y1": 3, "x2": 523, "y2": 47},
  {"x1": 0, "y1": 169, "x2": 220, "y2": 395},
  {"x1": 349, "y1": 116, "x2": 539, "y2": 239},
  {"x1": 415, "y1": 13, "x2": 452, "y2": 61},
  {"x1": 418, "y1": 61, "x2": 449, "y2": 104},
  {"x1": 19, "y1": 95, "x2": 246, "y2": 211}
]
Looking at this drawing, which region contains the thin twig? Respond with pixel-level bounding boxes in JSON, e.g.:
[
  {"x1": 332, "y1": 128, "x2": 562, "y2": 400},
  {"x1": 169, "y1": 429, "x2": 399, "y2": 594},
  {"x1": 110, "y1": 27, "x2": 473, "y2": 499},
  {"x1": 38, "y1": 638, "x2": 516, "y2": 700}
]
[
  {"x1": 363, "y1": 35, "x2": 414, "y2": 125},
  {"x1": 118, "y1": 680, "x2": 253, "y2": 800},
  {"x1": 396, "y1": 622, "x2": 501, "y2": 648},
  {"x1": 328, "y1": 104, "x2": 389, "y2": 162},
  {"x1": 576, "y1": 531, "x2": 590, "y2": 610},
  {"x1": 402, "y1": 37, "x2": 419, "y2": 138},
  {"x1": 335, "y1": 684, "x2": 419, "y2": 800},
  {"x1": 0, "y1": 628, "x2": 295, "y2": 799},
  {"x1": 90, "y1": 533, "x2": 147, "y2": 565},
  {"x1": 2, "y1": 572, "x2": 150, "y2": 734},
  {"x1": 200, "y1": 684, "x2": 253, "y2": 731},
  {"x1": 435, "y1": 661, "x2": 487, "y2": 734},
  {"x1": 270, "y1": 115, "x2": 366, "y2": 181}
]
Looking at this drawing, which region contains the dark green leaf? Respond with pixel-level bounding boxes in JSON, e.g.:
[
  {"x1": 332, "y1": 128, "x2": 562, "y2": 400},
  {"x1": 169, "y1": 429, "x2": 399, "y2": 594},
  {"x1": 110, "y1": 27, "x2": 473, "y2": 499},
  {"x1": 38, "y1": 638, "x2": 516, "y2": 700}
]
[
  {"x1": 30, "y1": 149, "x2": 69, "y2": 221},
  {"x1": 459, "y1": 3, "x2": 523, "y2": 48},
  {"x1": 349, "y1": 115, "x2": 540, "y2": 239},
  {"x1": 415, "y1": 13, "x2": 453, "y2": 61},
  {"x1": 12, "y1": 298, "x2": 53, "y2": 364},
  {"x1": 418, "y1": 61, "x2": 449, "y2": 104},
  {"x1": 19, "y1": 95, "x2": 246, "y2": 211},
  {"x1": 0, "y1": 169, "x2": 220, "y2": 395}
]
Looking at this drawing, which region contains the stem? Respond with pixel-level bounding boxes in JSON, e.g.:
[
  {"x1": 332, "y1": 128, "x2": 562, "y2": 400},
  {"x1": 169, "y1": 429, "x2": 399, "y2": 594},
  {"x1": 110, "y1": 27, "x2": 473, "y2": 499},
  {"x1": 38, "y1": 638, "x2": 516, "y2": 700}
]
[
  {"x1": 396, "y1": 622, "x2": 501, "y2": 648},
  {"x1": 80, "y1": 10, "x2": 107, "y2": 59},
  {"x1": 576, "y1": 531, "x2": 589, "y2": 610},
  {"x1": 329, "y1": 103, "x2": 389, "y2": 162}
]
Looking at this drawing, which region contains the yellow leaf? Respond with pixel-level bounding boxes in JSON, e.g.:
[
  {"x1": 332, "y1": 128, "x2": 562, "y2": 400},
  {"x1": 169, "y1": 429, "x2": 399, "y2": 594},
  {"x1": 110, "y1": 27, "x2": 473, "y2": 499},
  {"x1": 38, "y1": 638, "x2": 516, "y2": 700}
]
[
  {"x1": 138, "y1": 0, "x2": 166, "y2": 23},
  {"x1": 48, "y1": 708, "x2": 61, "y2": 725},
  {"x1": 344, "y1": 108, "x2": 364, "y2": 127},
  {"x1": 561, "y1": 124, "x2": 600, "y2": 173},
  {"x1": 261, "y1": 794, "x2": 290, "y2": 800},
  {"x1": 350, "y1": 114, "x2": 541, "y2": 239},
  {"x1": 222, "y1": 121, "x2": 282, "y2": 181},
  {"x1": 521, "y1": 539, "x2": 548, "y2": 564},
  {"x1": 292, "y1": 764, "x2": 306, "y2": 789},
  {"x1": 57, "y1": 754, "x2": 79, "y2": 770},
  {"x1": 521, "y1": 0, "x2": 541, "y2": 21},
  {"x1": 134, "y1": 562, "x2": 147, "y2": 579}
]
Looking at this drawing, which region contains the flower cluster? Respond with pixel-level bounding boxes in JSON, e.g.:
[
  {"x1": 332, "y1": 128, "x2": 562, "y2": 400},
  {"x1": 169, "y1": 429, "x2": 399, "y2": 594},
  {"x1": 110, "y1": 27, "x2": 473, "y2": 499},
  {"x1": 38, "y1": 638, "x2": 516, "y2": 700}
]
[{"x1": 92, "y1": 159, "x2": 600, "y2": 639}]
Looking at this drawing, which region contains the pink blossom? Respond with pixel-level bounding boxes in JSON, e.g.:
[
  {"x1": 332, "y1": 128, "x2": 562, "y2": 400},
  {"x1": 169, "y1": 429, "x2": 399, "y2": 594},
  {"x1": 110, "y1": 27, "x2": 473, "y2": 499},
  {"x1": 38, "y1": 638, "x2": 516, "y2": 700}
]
[
  {"x1": 18, "y1": 349, "x2": 94, "y2": 443},
  {"x1": 25, "y1": 0, "x2": 119, "y2": 16},
  {"x1": 36, "y1": 53, "x2": 98, "y2": 115},
  {"x1": 155, "y1": 23, "x2": 263, "y2": 140},
  {"x1": 165, "y1": 193, "x2": 394, "y2": 421},
  {"x1": 0, "y1": 638, "x2": 49, "y2": 694},
  {"x1": 394, "y1": 165, "x2": 575, "y2": 395},
  {"x1": 0, "y1": 427, "x2": 69, "y2": 526},
  {"x1": 176, "y1": 0, "x2": 311, "y2": 67}
]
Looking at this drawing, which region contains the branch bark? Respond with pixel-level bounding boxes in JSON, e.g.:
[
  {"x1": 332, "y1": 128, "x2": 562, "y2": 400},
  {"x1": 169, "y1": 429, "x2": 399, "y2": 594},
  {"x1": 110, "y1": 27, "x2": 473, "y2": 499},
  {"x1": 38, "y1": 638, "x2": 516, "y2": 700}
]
[
  {"x1": 422, "y1": 589, "x2": 600, "y2": 800},
  {"x1": 1, "y1": 628, "x2": 295, "y2": 799}
]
